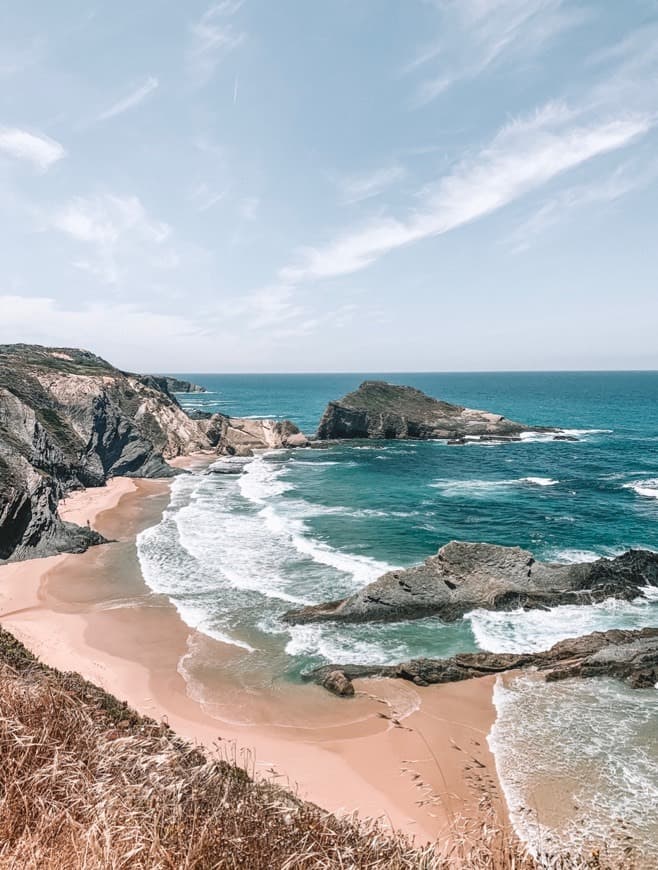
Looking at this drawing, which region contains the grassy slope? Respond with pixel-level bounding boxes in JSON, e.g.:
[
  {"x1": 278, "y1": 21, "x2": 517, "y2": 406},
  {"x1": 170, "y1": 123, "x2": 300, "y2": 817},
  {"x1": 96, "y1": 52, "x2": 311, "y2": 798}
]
[{"x1": 0, "y1": 626, "x2": 633, "y2": 869}]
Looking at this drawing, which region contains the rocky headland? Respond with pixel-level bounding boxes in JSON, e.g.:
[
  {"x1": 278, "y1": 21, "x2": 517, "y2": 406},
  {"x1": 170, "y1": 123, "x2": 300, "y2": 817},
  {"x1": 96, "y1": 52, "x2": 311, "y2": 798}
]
[
  {"x1": 316, "y1": 380, "x2": 555, "y2": 442},
  {"x1": 308, "y1": 626, "x2": 658, "y2": 696},
  {"x1": 284, "y1": 542, "x2": 658, "y2": 624},
  {"x1": 151, "y1": 375, "x2": 206, "y2": 394},
  {"x1": 0, "y1": 344, "x2": 306, "y2": 562}
]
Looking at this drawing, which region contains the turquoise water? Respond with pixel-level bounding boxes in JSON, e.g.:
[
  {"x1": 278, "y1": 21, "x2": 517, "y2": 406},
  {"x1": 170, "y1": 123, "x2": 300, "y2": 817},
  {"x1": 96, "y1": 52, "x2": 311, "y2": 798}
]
[
  {"x1": 140, "y1": 371, "x2": 658, "y2": 674},
  {"x1": 136, "y1": 372, "x2": 658, "y2": 856}
]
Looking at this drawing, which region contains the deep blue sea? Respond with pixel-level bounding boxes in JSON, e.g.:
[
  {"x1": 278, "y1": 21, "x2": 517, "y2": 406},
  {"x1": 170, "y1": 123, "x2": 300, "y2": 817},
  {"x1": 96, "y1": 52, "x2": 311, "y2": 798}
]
[{"x1": 136, "y1": 372, "x2": 658, "y2": 856}]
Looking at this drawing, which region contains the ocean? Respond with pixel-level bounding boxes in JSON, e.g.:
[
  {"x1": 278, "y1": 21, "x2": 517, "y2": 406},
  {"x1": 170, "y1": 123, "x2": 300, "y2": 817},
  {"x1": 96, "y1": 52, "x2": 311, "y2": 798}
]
[{"x1": 136, "y1": 371, "x2": 658, "y2": 857}]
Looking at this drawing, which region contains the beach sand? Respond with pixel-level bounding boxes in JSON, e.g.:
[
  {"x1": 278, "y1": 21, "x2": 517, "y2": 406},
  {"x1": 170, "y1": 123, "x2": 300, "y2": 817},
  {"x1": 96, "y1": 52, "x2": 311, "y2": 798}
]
[{"x1": 0, "y1": 475, "x2": 506, "y2": 846}]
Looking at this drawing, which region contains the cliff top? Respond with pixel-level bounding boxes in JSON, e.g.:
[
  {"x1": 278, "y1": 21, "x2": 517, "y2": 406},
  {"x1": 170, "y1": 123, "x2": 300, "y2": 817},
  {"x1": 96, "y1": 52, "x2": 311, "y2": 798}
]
[
  {"x1": 334, "y1": 380, "x2": 464, "y2": 418},
  {"x1": 0, "y1": 343, "x2": 117, "y2": 378}
]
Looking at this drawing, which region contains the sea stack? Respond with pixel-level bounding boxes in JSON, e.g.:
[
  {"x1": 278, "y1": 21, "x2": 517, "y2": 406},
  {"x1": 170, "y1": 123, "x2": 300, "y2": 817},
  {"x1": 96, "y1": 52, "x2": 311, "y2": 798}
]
[{"x1": 316, "y1": 380, "x2": 551, "y2": 441}]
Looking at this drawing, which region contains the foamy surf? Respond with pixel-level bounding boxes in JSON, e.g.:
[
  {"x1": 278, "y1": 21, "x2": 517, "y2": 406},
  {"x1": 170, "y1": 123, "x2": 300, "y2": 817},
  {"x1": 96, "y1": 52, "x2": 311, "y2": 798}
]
[
  {"x1": 429, "y1": 477, "x2": 559, "y2": 496},
  {"x1": 489, "y1": 674, "x2": 658, "y2": 860},
  {"x1": 469, "y1": 590, "x2": 658, "y2": 654},
  {"x1": 624, "y1": 478, "x2": 658, "y2": 500}
]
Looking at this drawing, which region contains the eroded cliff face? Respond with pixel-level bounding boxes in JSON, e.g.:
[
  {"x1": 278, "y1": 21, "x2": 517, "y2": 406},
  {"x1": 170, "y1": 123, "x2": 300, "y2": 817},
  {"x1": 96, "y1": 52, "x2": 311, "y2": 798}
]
[
  {"x1": 316, "y1": 380, "x2": 551, "y2": 441},
  {"x1": 0, "y1": 345, "x2": 210, "y2": 562},
  {"x1": 0, "y1": 345, "x2": 310, "y2": 562},
  {"x1": 202, "y1": 415, "x2": 308, "y2": 456}
]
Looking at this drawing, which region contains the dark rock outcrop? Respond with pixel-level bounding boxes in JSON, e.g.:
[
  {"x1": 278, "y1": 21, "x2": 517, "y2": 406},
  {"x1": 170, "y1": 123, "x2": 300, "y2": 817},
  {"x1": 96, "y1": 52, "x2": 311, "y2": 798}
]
[
  {"x1": 284, "y1": 542, "x2": 658, "y2": 625},
  {"x1": 0, "y1": 344, "x2": 311, "y2": 562},
  {"x1": 308, "y1": 627, "x2": 658, "y2": 696},
  {"x1": 148, "y1": 376, "x2": 206, "y2": 395},
  {"x1": 316, "y1": 381, "x2": 552, "y2": 441},
  {"x1": 0, "y1": 344, "x2": 210, "y2": 562}
]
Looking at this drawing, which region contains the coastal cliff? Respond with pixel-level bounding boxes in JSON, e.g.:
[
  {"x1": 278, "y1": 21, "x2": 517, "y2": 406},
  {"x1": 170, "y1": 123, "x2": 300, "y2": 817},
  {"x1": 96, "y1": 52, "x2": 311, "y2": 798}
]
[
  {"x1": 0, "y1": 345, "x2": 210, "y2": 562},
  {"x1": 284, "y1": 542, "x2": 658, "y2": 624},
  {"x1": 0, "y1": 344, "x2": 310, "y2": 562},
  {"x1": 316, "y1": 380, "x2": 552, "y2": 441}
]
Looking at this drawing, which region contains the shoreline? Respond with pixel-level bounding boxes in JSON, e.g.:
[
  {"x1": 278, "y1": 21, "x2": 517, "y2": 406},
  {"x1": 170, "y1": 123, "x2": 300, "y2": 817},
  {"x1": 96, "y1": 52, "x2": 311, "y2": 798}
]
[{"x1": 0, "y1": 472, "x2": 508, "y2": 846}]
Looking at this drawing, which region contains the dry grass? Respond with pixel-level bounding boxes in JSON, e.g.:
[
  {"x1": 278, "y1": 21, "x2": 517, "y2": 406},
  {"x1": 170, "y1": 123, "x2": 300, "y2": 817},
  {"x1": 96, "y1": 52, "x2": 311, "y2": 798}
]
[{"x1": 0, "y1": 627, "x2": 638, "y2": 869}]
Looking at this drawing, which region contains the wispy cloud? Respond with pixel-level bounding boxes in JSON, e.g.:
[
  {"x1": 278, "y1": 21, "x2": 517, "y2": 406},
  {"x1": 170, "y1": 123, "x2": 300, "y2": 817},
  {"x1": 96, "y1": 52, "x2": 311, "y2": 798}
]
[
  {"x1": 188, "y1": 2, "x2": 245, "y2": 86},
  {"x1": 96, "y1": 76, "x2": 159, "y2": 121},
  {"x1": 407, "y1": 0, "x2": 589, "y2": 106},
  {"x1": 190, "y1": 181, "x2": 227, "y2": 212},
  {"x1": 337, "y1": 163, "x2": 407, "y2": 204},
  {"x1": 0, "y1": 127, "x2": 65, "y2": 171},
  {"x1": 51, "y1": 193, "x2": 170, "y2": 284},
  {"x1": 281, "y1": 103, "x2": 651, "y2": 282},
  {"x1": 508, "y1": 157, "x2": 658, "y2": 252}
]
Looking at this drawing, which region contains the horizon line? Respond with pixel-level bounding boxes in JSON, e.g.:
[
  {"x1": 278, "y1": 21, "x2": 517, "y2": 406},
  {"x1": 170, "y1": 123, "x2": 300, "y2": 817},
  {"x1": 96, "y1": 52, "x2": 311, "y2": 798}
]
[{"x1": 162, "y1": 368, "x2": 658, "y2": 376}]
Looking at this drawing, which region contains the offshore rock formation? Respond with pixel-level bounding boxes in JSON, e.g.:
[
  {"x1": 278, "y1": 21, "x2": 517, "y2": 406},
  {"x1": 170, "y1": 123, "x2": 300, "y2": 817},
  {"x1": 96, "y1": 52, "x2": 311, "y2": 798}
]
[
  {"x1": 0, "y1": 344, "x2": 209, "y2": 562},
  {"x1": 316, "y1": 380, "x2": 551, "y2": 441},
  {"x1": 284, "y1": 542, "x2": 658, "y2": 624},
  {"x1": 308, "y1": 627, "x2": 658, "y2": 696},
  {"x1": 202, "y1": 414, "x2": 308, "y2": 457},
  {"x1": 151, "y1": 376, "x2": 206, "y2": 394}
]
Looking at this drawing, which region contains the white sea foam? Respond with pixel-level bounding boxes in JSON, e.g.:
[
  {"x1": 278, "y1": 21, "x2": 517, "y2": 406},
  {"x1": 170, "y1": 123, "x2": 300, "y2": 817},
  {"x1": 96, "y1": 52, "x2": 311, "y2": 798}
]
[
  {"x1": 259, "y1": 505, "x2": 396, "y2": 589},
  {"x1": 523, "y1": 478, "x2": 553, "y2": 489},
  {"x1": 137, "y1": 456, "x2": 399, "y2": 660},
  {"x1": 429, "y1": 477, "x2": 558, "y2": 496},
  {"x1": 548, "y1": 548, "x2": 602, "y2": 563},
  {"x1": 489, "y1": 675, "x2": 658, "y2": 859},
  {"x1": 290, "y1": 460, "x2": 340, "y2": 466},
  {"x1": 238, "y1": 455, "x2": 293, "y2": 503},
  {"x1": 469, "y1": 591, "x2": 658, "y2": 654},
  {"x1": 624, "y1": 478, "x2": 658, "y2": 499},
  {"x1": 285, "y1": 622, "x2": 413, "y2": 666}
]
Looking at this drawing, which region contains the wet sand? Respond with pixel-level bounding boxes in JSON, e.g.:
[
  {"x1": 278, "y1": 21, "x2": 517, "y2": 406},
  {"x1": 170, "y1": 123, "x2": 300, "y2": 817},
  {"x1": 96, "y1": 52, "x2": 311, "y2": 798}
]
[{"x1": 0, "y1": 475, "x2": 506, "y2": 845}]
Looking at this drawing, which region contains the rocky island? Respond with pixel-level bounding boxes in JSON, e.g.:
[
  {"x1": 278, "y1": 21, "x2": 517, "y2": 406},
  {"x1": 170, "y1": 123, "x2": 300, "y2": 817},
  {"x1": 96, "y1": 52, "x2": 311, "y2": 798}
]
[
  {"x1": 316, "y1": 380, "x2": 554, "y2": 442},
  {"x1": 284, "y1": 541, "x2": 658, "y2": 624}
]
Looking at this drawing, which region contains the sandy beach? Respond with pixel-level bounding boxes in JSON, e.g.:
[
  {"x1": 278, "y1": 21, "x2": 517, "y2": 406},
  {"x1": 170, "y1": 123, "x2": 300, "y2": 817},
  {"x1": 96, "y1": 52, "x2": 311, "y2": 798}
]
[{"x1": 0, "y1": 473, "x2": 507, "y2": 846}]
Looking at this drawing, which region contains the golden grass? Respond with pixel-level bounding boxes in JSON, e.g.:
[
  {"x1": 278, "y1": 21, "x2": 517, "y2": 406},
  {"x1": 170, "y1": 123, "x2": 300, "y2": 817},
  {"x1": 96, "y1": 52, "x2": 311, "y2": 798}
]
[{"x1": 0, "y1": 627, "x2": 637, "y2": 869}]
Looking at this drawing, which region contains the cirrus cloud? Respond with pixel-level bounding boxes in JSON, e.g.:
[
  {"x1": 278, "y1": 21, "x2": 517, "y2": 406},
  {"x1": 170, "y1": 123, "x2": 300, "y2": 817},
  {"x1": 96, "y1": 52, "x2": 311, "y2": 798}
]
[{"x1": 0, "y1": 127, "x2": 65, "y2": 171}]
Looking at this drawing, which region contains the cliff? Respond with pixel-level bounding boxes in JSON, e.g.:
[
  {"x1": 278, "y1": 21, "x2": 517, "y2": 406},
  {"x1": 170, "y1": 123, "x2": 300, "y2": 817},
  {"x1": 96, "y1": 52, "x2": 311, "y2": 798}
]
[
  {"x1": 0, "y1": 344, "x2": 309, "y2": 562},
  {"x1": 284, "y1": 542, "x2": 658, "y2": 624},
  {"x1": 316, "y1": 380, "x2": 552, "y2": 441},
  {"x1": 0, "y1": 344, "x2": 209, "y2": 562}
]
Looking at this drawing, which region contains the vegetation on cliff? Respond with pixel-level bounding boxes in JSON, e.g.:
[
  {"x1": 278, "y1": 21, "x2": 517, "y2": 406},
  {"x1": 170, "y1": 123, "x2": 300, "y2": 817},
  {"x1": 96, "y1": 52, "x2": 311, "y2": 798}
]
[
  {"x1": 0, "y1": 626, "x2": 632, "y2": 868},
  {"x1": 316, "y1": 381, "x2": 549, "y2": 441}
]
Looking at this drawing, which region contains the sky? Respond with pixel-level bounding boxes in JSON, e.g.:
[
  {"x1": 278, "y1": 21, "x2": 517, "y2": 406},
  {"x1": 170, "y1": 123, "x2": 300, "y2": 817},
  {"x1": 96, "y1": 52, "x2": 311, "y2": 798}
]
[{"x1": 1, "y1": 0, "x2": 657, "y2": 373}]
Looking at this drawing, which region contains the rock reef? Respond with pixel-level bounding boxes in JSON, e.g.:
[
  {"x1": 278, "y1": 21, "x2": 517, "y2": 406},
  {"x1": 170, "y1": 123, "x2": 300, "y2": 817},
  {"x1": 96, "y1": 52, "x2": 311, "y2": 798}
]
[
  {"x1": 308, "y1": 627, "x2": 658, "y2": 696},
  {"x1": 284, "y1": 542, "x2": 658, "y2": 624},
  {"x1": 316, "y1": 380, "x2": 551, "y2": 441}
]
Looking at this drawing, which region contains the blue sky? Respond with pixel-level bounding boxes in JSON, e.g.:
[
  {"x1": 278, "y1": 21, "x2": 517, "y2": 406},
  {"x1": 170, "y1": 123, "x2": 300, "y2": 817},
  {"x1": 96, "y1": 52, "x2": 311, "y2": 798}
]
[{"x1": 1, "y1": 0, "x2": 657, "y2": 372}]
